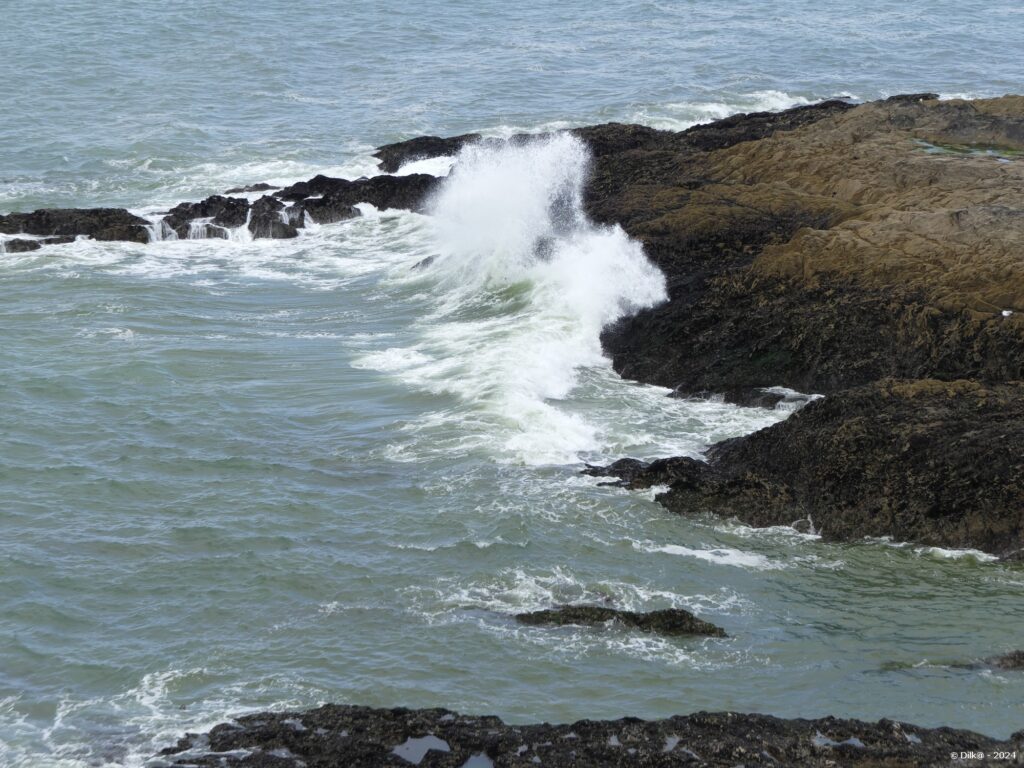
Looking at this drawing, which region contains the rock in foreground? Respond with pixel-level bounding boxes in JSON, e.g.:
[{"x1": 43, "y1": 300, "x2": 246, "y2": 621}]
[
  {"x1": 157, "y1": 704, "x2": 1022, "y2": 767},
  {"x1": 515, "y1": 606, "x2": 726, "y2": 637}
]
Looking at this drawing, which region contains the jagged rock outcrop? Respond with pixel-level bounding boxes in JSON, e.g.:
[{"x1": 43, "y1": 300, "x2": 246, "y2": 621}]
[
  {"x1": 0, "y1": 207, "x2": 150, "y2": 243},
  {"x1": 274, "y1": 173, "x2": 441, "y2": 213},
  {"x1": 590, "y1": 96, "x2": 1024, "y2": 397},
  {"x1": 2, "y1": 169, "x2": 442, "y2": 248},
  {"x1": 162, "y1": 195, "x2": 250, "y2": 239},
  {"x1": 515, "y1": 606, "x2": 726, "y2": 637},
  {"x1": 247, "y1": 195, "x2": 299, "y2": 239},
  {"x1": 565, "y1": 95, "x2": 1024, "y2": 554},
  {"x1": 373, "y1": 133, "x2": 482, "y2": 172},
  {"x1": 157, "y1": 704, "x2": 1022, "y2": 767},
  {"x1": 587, "y1": 379, "x2": 1024, "y2": 556}
]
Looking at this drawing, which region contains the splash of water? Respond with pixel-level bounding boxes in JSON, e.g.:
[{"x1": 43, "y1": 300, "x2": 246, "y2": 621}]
[{"x1": 367, "y1": 133, "x2": 667, "y2": 464}]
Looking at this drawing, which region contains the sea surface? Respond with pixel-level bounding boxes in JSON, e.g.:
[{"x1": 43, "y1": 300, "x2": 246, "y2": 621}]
[{"x1": 2, "y1": 1, "x2": 1024, "y2": 765}]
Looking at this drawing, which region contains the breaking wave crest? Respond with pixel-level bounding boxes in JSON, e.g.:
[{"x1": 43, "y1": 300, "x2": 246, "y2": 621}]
[{"x1": 358, "y1": 134, "x2": 668, "y2": 464}]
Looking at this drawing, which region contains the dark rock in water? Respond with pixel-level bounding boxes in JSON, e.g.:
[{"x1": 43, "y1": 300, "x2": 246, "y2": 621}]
[
  {"x1": 295, "y1": 196, "x2": 360, "y2": 226},
  {"x1": 515, "y1": 606, "x2": 726, "y2": 638},
  {"x1": 0, "y1": 208, "x2": 150, "y2": 243},
  {"x1": 373, "y1": 133, "x2": 481, "y2": 172},
  {"x1": 224, "y1": 182, "x2": 279, "y2": 194},
  {"x1": 2, "y1": 238, "x2": 43, "y2": 252},
  {"x1": 885, "y1": 92, "x2": 940, "y2": 103},
  {"x1": 275, "y1": 173, "x2": 441, "y2": 214},
  {"x1": 157, "y1": 703, "x2": 1022, "y2": 767},
  {"x1": 247, "y1": 195, "x2": 299, "y2": 239},
  {"x1": 162, "y1": 195, "x2": 250, "y2": 239},
  {"x1": 411, "y1": 255, "x2": 436, "y2": 270},
  {"x1": 589, "y1": 379, "x2": 1024, "y2": 557},
  {"x1": 559, "y1": 95, "x2": 1024, "y2": 554},
  {"x1": 987, "y1": 651, "x2": 1024, "y2": 670},
  {"x1": 584, "y1": 456, "x2": 702, "y2": 489}
]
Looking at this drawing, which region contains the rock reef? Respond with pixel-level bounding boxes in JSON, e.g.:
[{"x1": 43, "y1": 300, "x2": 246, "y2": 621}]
[
  {"x1": 371, "y1": 95, "x2": 1024, "y2": 556},
  {"x1": 573, "y1": 94, "x2": 1024, "y2": 555},
  {"x1": 0, "y1": 172, "x2": 441, "y2": 246},
  {"x1": 157, "y1": 704, "x2": 1022, "y2": 767},
  {"x1": 514, "y1": 606, "x2": 726, "y2": 637}
]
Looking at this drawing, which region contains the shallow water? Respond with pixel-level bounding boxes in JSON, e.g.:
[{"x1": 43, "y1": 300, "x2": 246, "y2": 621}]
[{"x1": 3, "y1": 2, "x2": 1024, "y2": 765}]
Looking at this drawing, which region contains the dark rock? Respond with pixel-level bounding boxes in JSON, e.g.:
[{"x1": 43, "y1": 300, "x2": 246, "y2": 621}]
[
  {"x1": 275, "y1": 173, "x2": 441, "y2": 214},
  {"x1": 247, "y1": 196, "x2": 299, "y2": 239},
  {"x1": 584, "y1": 456, "x2": 703, "y2": 489},
  {"x1": 0, "y1": 208, "x2": 150, "y2": 243},
  {"x1": 2, "y1": 238, "x2": 42, "y2": 252},
  {"x1": 295, "y1": 196, "x2": 360, "y2": 226},
  {"x1": 591, "y1": 379, "x2": 1024, "y2": 556},
  {"x1": 885, "y1": 92, "x2": 940, "y2": 103},
  {"x1": 987, "y1": 651, "x2": 1024, "y2": 670},
  {"x1": 373, "y1": 133, "x2": 481, "y2": 172},
  {"x1": 224, "y1": 182, "x2": 279, "y2": 194},
  {"x1": 162, "y1": 195, "x2": 250, "y2": 239},
  {"x1": 157, "y1": 704, "x2": 1022, "y2": 767},
  {"x1": 591, "y1": 97, "x2": 1024, "y2": 397},
  {"x1": 515, "y1": 606, "x2": 726, "y2": 638}
]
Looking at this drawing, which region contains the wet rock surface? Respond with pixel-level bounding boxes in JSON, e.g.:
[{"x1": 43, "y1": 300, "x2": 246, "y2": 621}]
[
  {"x1": 247, "y1": 195, "x2": 299, "y2": 239},
  {"x1": 568, "y1": 95, "x2": 1024, "y2": 555},
  {"x1": 588, "y1": 379, "x2": 1024, "y2": 556},
  {"x1": 273, "y1": 172, "x2": 441, "y2": 213},
  {"x1": 157, "y1": 704, "x2": 1022, "y2": 767},
  {"x1": 0, "y1": 207, "x2": 150, "y2": 243},
  {"x1": 515, "y1": 606, "x2": 726, "y2": 637},
  {"x1": 987, "y1": 650, "x2": 1024, "y2": 670},
  {"x1": 1, "y1": 170, "x2": 441, "y2": 246},
  {"x1": 373, "y1": 133, "x2": 482, "y2": 172}
]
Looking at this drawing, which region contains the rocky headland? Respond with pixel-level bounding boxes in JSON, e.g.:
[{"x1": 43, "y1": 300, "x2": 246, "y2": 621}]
[
  {"x1": 6, "y1": 94, "x2": 1024, "y2": 759},
  {"x1": 6, "y1": 96, "x2": 1022, "y2": 558}
]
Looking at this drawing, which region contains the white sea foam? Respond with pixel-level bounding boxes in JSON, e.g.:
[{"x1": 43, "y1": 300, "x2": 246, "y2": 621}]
[
  {"x1": 633, "y1": 540, "x2": 779, "y2": 570},
  {"x1": 627, "y1": 90, "x2": 857, "y2": 131},
  {"x1": 356, "y1": 133, "x2": 668, "y2": 465}
]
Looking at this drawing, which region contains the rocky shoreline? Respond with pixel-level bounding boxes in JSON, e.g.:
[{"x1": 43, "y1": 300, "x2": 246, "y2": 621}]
[
  {"x1": 156, "y1": 704, "x2": 1022, "y2": 767},
  {"x1": 5, "y1": 94, "x2": 1024, "y2": 761},
  {"x1": 5, "y1": 95, "x2": 1022, "y2": 556}
]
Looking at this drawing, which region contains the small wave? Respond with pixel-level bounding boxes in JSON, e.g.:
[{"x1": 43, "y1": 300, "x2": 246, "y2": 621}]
[{"x1": 633, "y1": 541, "x2": 779, "y2": 570}]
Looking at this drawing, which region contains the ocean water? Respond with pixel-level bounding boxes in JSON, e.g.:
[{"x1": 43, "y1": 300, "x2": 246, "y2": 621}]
[{"x1": 2, "y1": 1, "x2": 1024, "y2": 765}]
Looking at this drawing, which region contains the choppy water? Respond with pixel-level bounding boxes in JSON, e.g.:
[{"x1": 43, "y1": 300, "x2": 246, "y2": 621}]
[{"x1": 2, "y1": 1, "x2": 1024, "y2": 765}]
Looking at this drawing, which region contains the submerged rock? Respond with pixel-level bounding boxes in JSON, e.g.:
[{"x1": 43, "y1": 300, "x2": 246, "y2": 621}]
[
  {"x1": 0, "y1": 207, "x2": 150, "y2": 243},
  {"x1": 158, "y1": 704, "x2": 1022, "y2": 767},
  {"x1": 987, "y1": 651, "x2": 1024, "y2": 670},
  {"x1": 515, "y1": 606, "x2": 726, "y2": 637},
  {"x1": 0, "y1": 235, "x2": 75, "y2": 252}
]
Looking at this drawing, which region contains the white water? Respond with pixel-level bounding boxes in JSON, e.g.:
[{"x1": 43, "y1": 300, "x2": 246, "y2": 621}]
[{"x1": 357, "y1": 134, "x2": 669, "y2": 464}]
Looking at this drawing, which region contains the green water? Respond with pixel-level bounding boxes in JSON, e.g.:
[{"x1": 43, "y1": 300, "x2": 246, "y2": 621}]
[{"x1": 3, "y1": 2, "x2": 1024, "y2": 765}]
